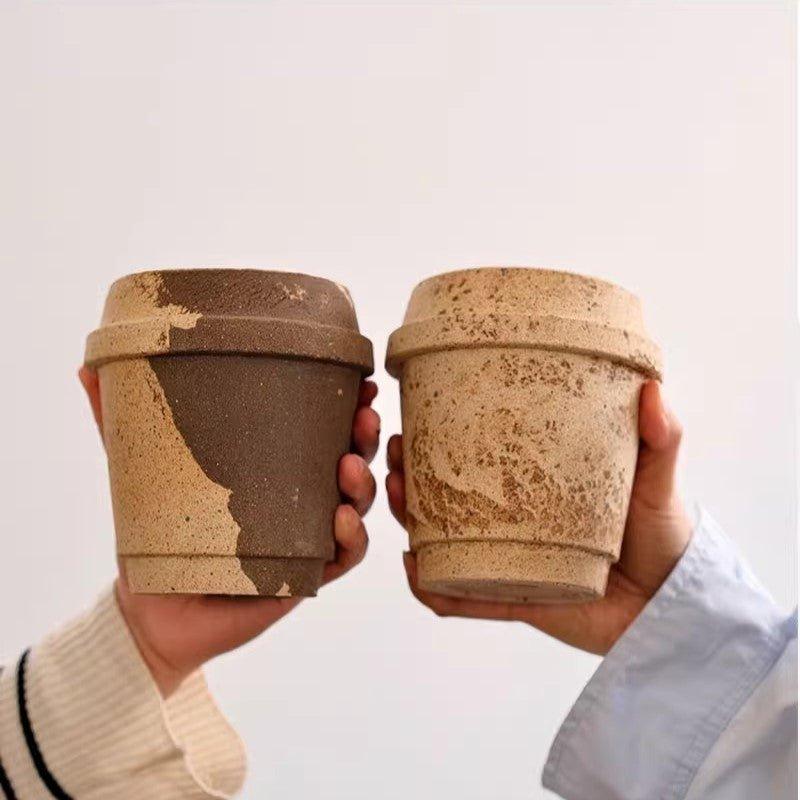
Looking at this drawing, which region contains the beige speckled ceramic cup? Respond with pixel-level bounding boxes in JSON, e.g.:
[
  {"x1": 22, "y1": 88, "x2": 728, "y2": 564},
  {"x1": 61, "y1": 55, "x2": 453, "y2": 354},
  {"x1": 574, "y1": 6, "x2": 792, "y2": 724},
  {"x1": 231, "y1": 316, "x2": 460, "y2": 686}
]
[{"x1": 386, "y1": 267, "x2": 662, "y2": 604}]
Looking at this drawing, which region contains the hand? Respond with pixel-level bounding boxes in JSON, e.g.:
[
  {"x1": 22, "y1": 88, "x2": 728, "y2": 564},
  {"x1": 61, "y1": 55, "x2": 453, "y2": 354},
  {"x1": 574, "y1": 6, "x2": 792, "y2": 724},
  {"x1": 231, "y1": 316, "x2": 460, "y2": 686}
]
[
  {"x1": 387, "y1": 380, "x2": 692, "y2": 655},
  {"x1": 79, "y1": 367, "x2": 380, "y2": 696}
]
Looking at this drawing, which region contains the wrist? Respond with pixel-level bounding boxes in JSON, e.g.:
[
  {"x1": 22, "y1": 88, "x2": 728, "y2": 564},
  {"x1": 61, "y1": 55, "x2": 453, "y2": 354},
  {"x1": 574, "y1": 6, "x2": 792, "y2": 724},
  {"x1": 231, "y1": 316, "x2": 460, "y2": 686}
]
[{"x1": 114, "y1": 582, "x2": 189, "y2": 697}]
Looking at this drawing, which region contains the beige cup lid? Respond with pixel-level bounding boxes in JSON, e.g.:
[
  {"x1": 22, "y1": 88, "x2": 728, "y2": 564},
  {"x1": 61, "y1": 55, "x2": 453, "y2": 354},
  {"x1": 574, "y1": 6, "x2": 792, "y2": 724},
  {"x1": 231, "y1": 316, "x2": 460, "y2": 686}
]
[
  {"x1": 386, "y1": 267, "x2": 662, "y2": 379},
  {"x1": 85, "y1": 269, "x2": 374, "y2": 374}
]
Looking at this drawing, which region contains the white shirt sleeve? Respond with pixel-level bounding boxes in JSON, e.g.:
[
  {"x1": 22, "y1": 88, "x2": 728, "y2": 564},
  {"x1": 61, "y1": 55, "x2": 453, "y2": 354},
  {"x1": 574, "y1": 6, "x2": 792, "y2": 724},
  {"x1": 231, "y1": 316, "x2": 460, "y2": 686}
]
[
  {"x1": 542, "y1": 508, "x2": 797, "y2": 800},
  {"x1": 685, "y1": 629, "x2": 796, "y2": 800}
]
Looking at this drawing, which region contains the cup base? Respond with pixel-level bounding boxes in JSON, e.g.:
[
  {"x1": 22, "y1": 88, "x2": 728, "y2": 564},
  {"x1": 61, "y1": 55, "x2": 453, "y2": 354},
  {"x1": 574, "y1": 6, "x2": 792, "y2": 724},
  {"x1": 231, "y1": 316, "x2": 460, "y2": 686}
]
[
  {"x1": 123, "y1": 555, "x2": 325, "y2": 597},
  {"x1": 415, "y1": 541, "x2": 610, "y2": 604}
]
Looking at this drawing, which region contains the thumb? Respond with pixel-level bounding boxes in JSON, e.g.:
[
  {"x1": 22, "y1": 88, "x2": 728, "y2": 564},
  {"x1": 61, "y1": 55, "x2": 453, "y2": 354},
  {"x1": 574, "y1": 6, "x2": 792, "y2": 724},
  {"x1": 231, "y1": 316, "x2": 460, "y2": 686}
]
[
  {"x1": 78, "y1": 366, "x2": 104, "y2": 435},
  {"x1": 633, "y1": 381, "x2": 683, "y2": 510}
]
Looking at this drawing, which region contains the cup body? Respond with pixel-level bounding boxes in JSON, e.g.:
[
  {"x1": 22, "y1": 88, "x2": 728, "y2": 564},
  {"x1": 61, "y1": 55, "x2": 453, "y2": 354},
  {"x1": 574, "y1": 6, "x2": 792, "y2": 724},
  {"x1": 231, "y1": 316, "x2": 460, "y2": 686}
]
[
  {"x1": 387, "y1": 267, "x2": 661, "y2": 603},
  {"x1": 86, "y1": 269, "x2": 373, "y2": 596}
]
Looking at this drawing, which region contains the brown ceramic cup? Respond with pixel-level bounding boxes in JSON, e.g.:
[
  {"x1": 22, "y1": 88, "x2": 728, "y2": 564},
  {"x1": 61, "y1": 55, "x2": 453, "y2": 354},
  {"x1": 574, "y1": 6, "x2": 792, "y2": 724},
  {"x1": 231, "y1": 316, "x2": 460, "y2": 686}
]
[
  {"x1": 386, "y1": 267, "x2": 661, "y2": 604},
  {"x1": 85, "y1": 269, "x2": 374, "y2": 596}
]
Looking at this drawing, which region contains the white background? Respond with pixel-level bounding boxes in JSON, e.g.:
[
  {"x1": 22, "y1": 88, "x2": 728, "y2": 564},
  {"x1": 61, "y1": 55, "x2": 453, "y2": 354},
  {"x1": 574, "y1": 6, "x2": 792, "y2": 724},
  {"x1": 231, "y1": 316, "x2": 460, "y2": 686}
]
[{"x1": 0, "y1": 2, "x2": 796, "y2": 798}]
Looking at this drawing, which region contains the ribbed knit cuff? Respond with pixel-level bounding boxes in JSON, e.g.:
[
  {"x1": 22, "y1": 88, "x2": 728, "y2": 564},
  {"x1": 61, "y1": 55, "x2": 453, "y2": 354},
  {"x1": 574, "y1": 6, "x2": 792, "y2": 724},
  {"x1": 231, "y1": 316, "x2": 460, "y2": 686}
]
[{"x1": 0, "y1": 588, "x2": 246, "y2": 799}]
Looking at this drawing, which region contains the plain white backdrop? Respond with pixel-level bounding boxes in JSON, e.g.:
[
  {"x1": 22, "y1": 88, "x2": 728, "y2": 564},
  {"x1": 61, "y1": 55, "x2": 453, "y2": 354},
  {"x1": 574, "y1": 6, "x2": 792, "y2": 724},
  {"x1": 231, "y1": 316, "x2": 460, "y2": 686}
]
[{"x1": 0, "y1": 2, "x2": 796, "y2": 798}]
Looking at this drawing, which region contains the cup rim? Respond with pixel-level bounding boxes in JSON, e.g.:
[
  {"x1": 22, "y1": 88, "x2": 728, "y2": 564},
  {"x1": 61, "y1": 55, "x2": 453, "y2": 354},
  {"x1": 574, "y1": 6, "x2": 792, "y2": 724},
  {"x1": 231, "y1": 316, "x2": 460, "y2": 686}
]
[{"x1": 411, "y1": 265, "x2": 641, "y2": 301}]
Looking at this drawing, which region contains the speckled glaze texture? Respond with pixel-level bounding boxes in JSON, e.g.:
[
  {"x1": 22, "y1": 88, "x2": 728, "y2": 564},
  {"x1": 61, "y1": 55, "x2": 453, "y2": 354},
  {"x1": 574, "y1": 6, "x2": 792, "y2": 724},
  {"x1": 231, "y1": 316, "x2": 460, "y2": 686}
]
[
  {"x1": 86, "y1": 269, "x2": 373, "y2": 596},
  {"x1": 386, "y1": 267, "x2": 661, "y2": 604}
]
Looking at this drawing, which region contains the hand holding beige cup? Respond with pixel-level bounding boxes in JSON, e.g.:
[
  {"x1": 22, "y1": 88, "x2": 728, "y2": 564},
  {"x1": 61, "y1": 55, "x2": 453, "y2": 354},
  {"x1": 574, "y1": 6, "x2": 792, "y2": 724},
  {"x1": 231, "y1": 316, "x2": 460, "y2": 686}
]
[
  {"x1": 388, "y1": 380, "x2": 692, "y2": 654},
  {"x1": 386, "y1": 267, "x2": 693, "y2": 654}
]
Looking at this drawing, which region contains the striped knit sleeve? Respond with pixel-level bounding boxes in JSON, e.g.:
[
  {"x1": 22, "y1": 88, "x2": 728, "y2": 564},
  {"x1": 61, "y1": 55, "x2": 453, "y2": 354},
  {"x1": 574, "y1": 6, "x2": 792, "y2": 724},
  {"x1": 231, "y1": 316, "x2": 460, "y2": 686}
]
[{"x1": 0, "y1": 588, "x2": 246, "y2": 799}]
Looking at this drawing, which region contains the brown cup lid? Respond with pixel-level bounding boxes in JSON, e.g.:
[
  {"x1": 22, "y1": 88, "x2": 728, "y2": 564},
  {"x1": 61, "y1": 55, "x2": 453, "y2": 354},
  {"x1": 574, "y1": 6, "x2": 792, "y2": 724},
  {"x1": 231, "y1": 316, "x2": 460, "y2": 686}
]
[
  {"x1": 386, "y1": 267, "x2": 662, "y2": 379},
  {"x1": 85, "y1": 269, "x2": 374, "y2": 375}
]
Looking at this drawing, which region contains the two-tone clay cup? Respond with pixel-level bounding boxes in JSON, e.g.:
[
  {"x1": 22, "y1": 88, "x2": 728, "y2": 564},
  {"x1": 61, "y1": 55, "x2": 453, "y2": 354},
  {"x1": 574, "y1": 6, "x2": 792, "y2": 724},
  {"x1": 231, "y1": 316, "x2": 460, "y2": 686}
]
[
  {"x1": 85, "y1": 268, "x2": 374, "y2": 596},
  {"x1": 386, "y1": 267, "x2": 661, "y2": 604}
]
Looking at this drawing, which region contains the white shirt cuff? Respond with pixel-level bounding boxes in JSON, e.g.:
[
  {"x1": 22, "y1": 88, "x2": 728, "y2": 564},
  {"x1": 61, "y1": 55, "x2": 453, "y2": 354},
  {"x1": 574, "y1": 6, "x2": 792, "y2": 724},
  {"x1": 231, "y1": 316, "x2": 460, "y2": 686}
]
[{"x1": 542, "y1": 508, "x2": 792, "y2": 800}]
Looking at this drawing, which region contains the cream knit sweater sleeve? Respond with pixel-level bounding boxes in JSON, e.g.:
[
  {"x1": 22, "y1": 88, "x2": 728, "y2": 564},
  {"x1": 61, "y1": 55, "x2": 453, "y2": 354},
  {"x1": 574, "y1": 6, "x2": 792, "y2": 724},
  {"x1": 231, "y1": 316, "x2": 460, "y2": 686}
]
[{"x1": 0, "y1": 588, "x2": 246, "y2": 799}]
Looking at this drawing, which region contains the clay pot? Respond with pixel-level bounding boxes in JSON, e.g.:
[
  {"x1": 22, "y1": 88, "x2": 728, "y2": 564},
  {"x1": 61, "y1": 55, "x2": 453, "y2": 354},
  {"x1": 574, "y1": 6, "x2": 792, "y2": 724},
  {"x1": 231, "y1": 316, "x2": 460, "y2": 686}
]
[
  {"x1": 386, "y1": 267, "x2": 661, "y2": 604},
  {"x1": 85, "y1": 269, "x2": 374, "y2": 596}
]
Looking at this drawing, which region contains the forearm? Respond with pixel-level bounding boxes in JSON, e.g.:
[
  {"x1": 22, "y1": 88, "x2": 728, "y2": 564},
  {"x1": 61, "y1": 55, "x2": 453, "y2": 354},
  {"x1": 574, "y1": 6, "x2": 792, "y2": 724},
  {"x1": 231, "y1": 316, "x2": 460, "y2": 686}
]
[{"x1": 0, "y1": 588, "x2": 246, "y2": 799}]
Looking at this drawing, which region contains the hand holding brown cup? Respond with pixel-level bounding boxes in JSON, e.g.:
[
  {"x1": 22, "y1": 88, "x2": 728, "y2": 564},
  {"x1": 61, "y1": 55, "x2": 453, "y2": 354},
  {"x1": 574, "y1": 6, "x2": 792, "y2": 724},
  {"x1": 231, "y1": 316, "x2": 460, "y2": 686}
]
[
  {"x1": 81, "y1": 268, "x2": 379, "y2": 696},
  {"x1": 80, "y1": 367, "x2": 379, "y2": 697}
]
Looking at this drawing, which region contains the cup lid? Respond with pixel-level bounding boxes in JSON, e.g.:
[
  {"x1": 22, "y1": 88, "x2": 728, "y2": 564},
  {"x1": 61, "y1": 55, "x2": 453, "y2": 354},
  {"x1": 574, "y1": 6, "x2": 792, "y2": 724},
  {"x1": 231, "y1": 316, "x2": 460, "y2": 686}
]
[
  {"x1": 386, "y1": 267, "x2": 661, "y2": 379},
  {"x1": 85, "y1": 268, "x2": 374, "y2": 375}
]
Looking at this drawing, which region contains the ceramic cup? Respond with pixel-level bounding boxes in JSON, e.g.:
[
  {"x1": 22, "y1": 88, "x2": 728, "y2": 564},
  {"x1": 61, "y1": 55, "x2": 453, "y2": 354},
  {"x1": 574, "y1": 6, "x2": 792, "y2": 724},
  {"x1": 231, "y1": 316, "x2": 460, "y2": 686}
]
[
  {"x1": 85, "y1": 268, "x2": 374, "y2": 596},
  {"x1": 386, "y1": 267, "x2": 661, "y2": 603}
]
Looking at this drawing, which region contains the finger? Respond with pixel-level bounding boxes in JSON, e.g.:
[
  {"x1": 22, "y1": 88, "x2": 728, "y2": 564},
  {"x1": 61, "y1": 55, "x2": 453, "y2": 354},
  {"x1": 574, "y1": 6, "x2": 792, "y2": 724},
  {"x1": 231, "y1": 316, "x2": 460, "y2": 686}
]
[
  {"x1": 635, "y1": 381, "x2": 683, "y2": 509},
  {"x1": 333, "y1": 503, "x2": 369, "y2": 558},
  {"x1": 386, "y1": 433, "x2": 403, "y2": 472},
  {"x1": 78, "y1": 366, "x2": 104, "y2": 434},
  {"x1": 338, "y1": 453, "x2": 377, "y2": 516},
  {"x1": 385, "y1": 470, "x2": 407, "y2": 526},
  {"x1": 358, "y1": 380, "x2": 379, "y2": 407},
  {"x1": 639, "y1": 381, "x2": 680, "y2": 451},
  {"x1": 199, "y1": 594, "x2": 304, "y2": 649},
  {"x1": 401, "y1": 552, "x2": 595, "y2": 637},
  {"x1": 402, "y1": 553, "x2": 519, "y2": 621},
  {"x1": 323, "y1": 504, "x2": 369, "y2": 584},
  {"x1": 352, "y1": 406, "x2": 380, "y2": 463}
]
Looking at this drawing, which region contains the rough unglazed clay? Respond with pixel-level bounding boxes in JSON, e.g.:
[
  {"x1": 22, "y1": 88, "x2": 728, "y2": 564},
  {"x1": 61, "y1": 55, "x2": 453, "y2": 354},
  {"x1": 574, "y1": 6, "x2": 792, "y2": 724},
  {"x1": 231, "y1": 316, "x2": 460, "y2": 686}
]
[
  {"x1": 386, "y1": 267, "x2": 662, "y2": 604},
  {"x1": 86, "y1": 269, "x2": 374, "y2": 596}
]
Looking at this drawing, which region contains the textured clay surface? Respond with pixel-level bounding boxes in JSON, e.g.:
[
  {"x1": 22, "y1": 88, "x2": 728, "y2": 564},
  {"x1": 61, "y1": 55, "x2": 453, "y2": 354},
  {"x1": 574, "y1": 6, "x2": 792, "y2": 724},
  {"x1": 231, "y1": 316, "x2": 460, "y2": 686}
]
[
  {"x1": 386, "y1": 266, "x2": 661, "y2": 379},
  {"x1": 148, "y1": 354, "x2": 358, "y2": 592},
  {"x1": 387, "y1": 267, "x2": 660, "y2": 603},
  {"x1": 89, "y1": 269, "x2": 372, "y2": 596},
  {"x1": 417, "y1": 542, "x2": 609, "y2": 603},
  {"x1": 86, "y1": 270, "x2": 372, "y2": 370}
]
